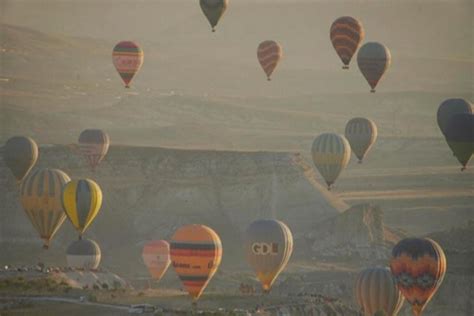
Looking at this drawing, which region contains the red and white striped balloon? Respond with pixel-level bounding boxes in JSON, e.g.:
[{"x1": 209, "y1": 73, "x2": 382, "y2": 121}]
[{"x1": 257, "y1": 40, "x2": 283, "y2": 81}]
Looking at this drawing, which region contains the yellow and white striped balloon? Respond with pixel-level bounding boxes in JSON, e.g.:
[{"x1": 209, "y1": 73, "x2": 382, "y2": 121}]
[
  {"x1": 20, "y1": 168, "x2": 71, "y2": 249},
  {"x1": 311, "y1": 133, "x2": 351, "y2": 190}
]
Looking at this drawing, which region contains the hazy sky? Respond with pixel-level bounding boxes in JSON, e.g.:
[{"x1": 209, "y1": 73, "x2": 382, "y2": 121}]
[{"x1": 1, "y1": 0, "x2": 472, "y2": 95}]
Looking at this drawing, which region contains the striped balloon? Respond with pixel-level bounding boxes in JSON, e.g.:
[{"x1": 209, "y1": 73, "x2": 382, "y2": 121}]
[
  {"x1": 330, "y1": 16, "x2": 365, "y2": 69},
  {"x1": 112, "y1": 41, "x2": 144, "y2": 88},
  {"x1": 3, "y1": 136, "x2": 38, "y2": 183},
  {"x1": 20, "y1": 168, "x2": 71, "y2": 249},
  {"x1": 355, "y1": 267, "x2": 404, "y2": 316},
  {"x1": 66, "y1": 238, "x2": 101, "y2": 270},
  {"x1": 78, "y1": 129, "x2": 110, "y2": 171},
  {"x1": 244, "y1": 220, "x2": 293, "y2": 293},
  {"x1": 170, "y1": 225, "x2": 222, "y2": 301},
  {"x1": 357, "y1": 42, "x2": 391, "y2": 93},
  {"x1": 200, "y1": 0, "x2": 228, "y2": 32},
  {"x1": 311, "y1": 133, "x2": 351, "y2": 190},
  {"x1": 257, "y1": 40, "x2": 283, "y2": 81},
  {"x1": 142, "y1": 240, "x2": 171, "y2": 281},
  {"x1": 390, "y1": 238, "x2": 447, "y2": 316},
  {"x1": 445, "y1": 113, "x2": 474, "y2": 170},
  {"x1": 62, "y1": 179, "x2": 103, "y2": 236},
  {"x1": 345, "y1": 117, "x2": 378, "y2": 163}
]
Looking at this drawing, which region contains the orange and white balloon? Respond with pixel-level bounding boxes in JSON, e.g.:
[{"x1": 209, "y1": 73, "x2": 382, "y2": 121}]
[{"x1": 142, "y1": 240, "x2": 171, "y2": 281}]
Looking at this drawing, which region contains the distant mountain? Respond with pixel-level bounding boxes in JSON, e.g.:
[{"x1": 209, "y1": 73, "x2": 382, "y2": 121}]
[{"x1": 304, "y1": 203, "x2": 404, "y2": 261}]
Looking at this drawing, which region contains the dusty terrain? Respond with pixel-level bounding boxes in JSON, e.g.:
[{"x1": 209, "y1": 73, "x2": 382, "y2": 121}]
[{"x1": 1, "y1": 0, "x2": 473, "y2": 315}]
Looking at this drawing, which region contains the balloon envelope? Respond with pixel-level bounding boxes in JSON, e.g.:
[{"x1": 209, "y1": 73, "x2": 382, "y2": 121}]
[
  {"x1": 345, "y1": 117, "x2": 378, "y2": 163},
  {"x1": 390, "y1": 238, "x2": 447, "y2": 316},
  {"x1": 244, "y1": 219, "x2": 293, "y2": 292},
  {"x1": 112, "y1": 41, "x2": 144, "y2": 88},
  {"x1": 257, "y1": 41, "x2": 283, "y2": 81},
  {"x1": 311, "y1": 133, "x2": 351, "y2": 189},
  {"x1": 3, "y1": 136, "x2": 38, "y2": 182},
  {"x1": 436, "y1": 98, "x2": 473, "y2": 137},
  {"x1": 66, "y1": 238, "x2": 101, "y2": 270},
  {"x1": 357, "y1": 42, "x2": 391, "y2": 92},
  {"x1": 200, "y1": 0, "x2": 228, "y2": 32},
  {"x1": 20, "y1": 168, "x2": 71, "y2": 248},
  {"x1": 62, "y1": 179, "x2": 103, "y2": 236},
  {"x1": 170, "y1": 224, "x2": 222, "y2": 301},
  {"x1": 142, "y1": 240, "x2": 171, "y2": 281},
  {"x1": 330, "y1": 16, "x2": 365, "y2": 69},
  {"x1": 78, "y1": 129, "x2": 110, "y2": 171},
  {"x1": 355, "y1": 267, "x2": 404, "y2": 316},
  {"x1": 444, "y1": 113, "x2": 474, "y2": 169}
]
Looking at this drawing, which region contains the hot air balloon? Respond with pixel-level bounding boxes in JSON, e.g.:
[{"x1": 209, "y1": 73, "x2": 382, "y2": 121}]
[
  {"x1": 257, "y1": 41, "x2": 283, "y2": 81},
  {"x1": 170, "y1": 224, "x2": 222, "y2": 301},
  {"x1": 357, "y1": 42, "x2": 391, "y2": 92},
  {"x1": 20, "y1": 168, "x2": 71, "y2": 249},
  {"x1": 330, "y1": 16, "x2": 365, "y2": 69},
  {"x1": 311, "y1": 133, "x2": 351, "y2": 190},
  {"x1": 244, "y1": 220, "x2": 293, "y2": 293},
  {"x1": 445, "y1": 113, "x2": 474, "y2": 170},
  {"x1": 200, "y1": 0, "x2": 228, "y2": 32},
  {"x1": 355, "y1": 267, "x2": 405, "y2": 316},
  {"x1": 66, "y1": 238, "x2": 101, "y2": 270},
  {"x1": 345, "y1": 117, "x2": 378, "y2": 163},
  {"x1": 3, "y1": 136, "x2": 38, "y2": 183},
  {"x1": 78, "y1": 129, "x2": 110, "y2": 171},
  {"x1": 142, "y1": 240, "x2": 171, "y2": 281},
  {"x1": 62, "y1": 179, "x2": 102, "y2": 237},
  {"x1": 112, "y1": 41, "x2": 144, "y2": 88},
  {"x1": 437, "y1": 98, "x2": 473, "y2": 137},
  {"x1": 390, "y1": 238, "x2": 447, "y2": 316}
]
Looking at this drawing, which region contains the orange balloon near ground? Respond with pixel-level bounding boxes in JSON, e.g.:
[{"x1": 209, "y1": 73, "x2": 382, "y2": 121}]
[
  {"x1": 257, "y1": 40, "x2": 283, "y2": 81},
  {"x1": 170, "y1": 225, "x2": 222, "y2": 301},
  {"x1": 142, "y1": 240, "x2": 171, "y2": 281}
]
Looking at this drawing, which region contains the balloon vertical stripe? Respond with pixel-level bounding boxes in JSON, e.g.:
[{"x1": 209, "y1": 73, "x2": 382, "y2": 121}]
[
  {"x1": 20, "y1": 168, "x2": 70, "y2": 248},
  {"x1": 345, "y1": 117, "x2": 378, "y2": 163},
  {"x1": 311, "y1": 133, "x2": 351, "y2": 189},
  {"x1": 355, "y1": 267, "x2": 404, "y2": 316},
  {"x1": 62, "y1": 179, "x2": 102, "y2": 236},
  {"x1": 357, "y1": 42, "x2": 391, "y2": 92}
]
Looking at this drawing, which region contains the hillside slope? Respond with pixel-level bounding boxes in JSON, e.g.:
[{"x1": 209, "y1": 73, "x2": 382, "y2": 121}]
[{"x1": 0, "y1": 144, "x2": 347, "y2": 276}]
